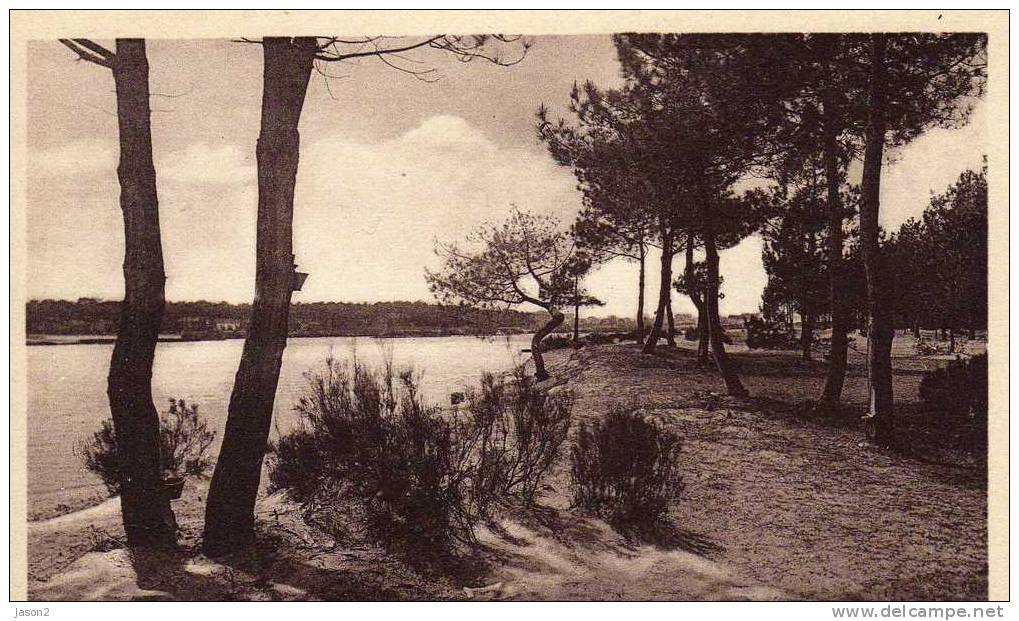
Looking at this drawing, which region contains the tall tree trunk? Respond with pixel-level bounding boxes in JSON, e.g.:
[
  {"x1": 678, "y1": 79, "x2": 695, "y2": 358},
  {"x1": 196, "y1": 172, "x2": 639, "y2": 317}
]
[
  {"x1": 573, "y1": 278, "x2": 581, "y2": 345},
  {"x1": 665, "y1": 285, "x2": 677, "y2": 347},
  {"x1": 107, "y1": 39, "x2": 175, "y2": 546},
  {"x1": 635, "y1": 246, "x2": 646, "y2": 339},
  {"x1": 204, "y1": 37, "x2": 316, "y2": 555},
  {"x1": 532, "y1": 309, "x2": 565, "y2": 382},
  {"x1": 702, "y1": 205, "x2": 748, "y2": 397},
  {"x1": 696, "y1": 304, "x2": 710, "y2": 363},
  {"x1": 642, "y1": 226, "x2": 673, "y2": 354},
  {"x1": 859, "y1": 34, "x2": 894, "y2": 446},
  {"x1": 800, "y1": 310, "x2": 814, "y2": 361},
  {"x1": 819, "y1": 104, "x2": 849, "y2": 405},
  {"x1": 683, "y1": 234, "x2": 709, "y2": 363}
]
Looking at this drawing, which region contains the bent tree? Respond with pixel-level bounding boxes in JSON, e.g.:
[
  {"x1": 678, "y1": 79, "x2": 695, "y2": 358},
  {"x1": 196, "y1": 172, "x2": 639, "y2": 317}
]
[
  {"x1": 203, "y1": 36, "x2": 528, "y2": 555},
  {"x1": 58, "y1": 39, "x2": 175, "y2": 544},
  {"x1": 427, "y1": 210, "x2": 577, "y2": 381}
]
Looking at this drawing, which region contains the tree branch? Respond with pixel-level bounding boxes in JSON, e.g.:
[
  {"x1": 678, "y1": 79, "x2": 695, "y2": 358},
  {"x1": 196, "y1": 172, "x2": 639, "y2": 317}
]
[{"x1": 59, "y1": 39, "x2": 114, "y2": 69}]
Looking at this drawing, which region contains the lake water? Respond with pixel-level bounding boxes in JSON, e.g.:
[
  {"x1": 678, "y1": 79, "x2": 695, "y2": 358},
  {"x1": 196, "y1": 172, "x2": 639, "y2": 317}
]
[{"x1": 26, "y1": 334, "x2": 533, "y2": 518}]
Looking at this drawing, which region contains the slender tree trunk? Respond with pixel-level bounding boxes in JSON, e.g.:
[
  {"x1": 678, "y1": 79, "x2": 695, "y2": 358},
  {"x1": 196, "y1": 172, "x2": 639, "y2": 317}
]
[
  {"x1": 642, "y1": 227, "x2": 673, "y2": 354},
  {"x1": 106, "y1": 39, "x2": 175, "y2": 546},
  {"x1": 819, "y1": 107, "x2": 849, "y2": 404},
  {"x1": 800, "y1": 310, "x2": 814, "y2": 361},
  {"x1": 204, "y1": 37, "x2": 316, "y2": 555},
  {"x1": 573, "y1": 278, "x2": 581, "y2": 345},
  {"x1": 683, "y1": 234, "x2": 710, "y2": 363},
  {"x1": 702, "y1": 205, "x2": 748, "y2": 397},
  {"x1": 635, "y1": 246, "x2": 646, "y2": 339},
  {"x1": 532, "y1": 310, "x2": 565, "y2": 381},
  {"x1": 665, "y1": 285, "x2": 677, "y2": 347},
  {"x1": 696, "y1": 303, "x2": 710, "y2": 363},
  {"x1": 859, "y1": 34, "x2": 894, "y2": 446}
]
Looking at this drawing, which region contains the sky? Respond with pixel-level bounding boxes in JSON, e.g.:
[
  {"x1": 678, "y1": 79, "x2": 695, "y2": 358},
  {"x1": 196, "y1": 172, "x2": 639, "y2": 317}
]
[{"x1": 25, "y1": 36, "x2": 987, "y2": 318}]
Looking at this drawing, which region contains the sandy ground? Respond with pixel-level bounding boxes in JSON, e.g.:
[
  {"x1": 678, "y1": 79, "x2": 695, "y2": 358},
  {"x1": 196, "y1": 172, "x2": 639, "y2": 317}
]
[{"x1": 27, "y1": 336, "x2": 987, "y2": 601}]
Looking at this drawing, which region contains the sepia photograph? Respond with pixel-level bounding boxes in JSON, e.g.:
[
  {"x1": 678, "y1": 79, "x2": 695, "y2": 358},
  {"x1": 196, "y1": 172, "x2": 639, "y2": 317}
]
[{"x1": 8, "y1": 9, "x2": 1009, "y2": 610}]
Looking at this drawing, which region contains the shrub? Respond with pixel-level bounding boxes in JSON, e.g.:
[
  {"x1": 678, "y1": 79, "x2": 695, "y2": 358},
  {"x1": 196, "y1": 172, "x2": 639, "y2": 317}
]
[
  {"x1": 919, "y1": 353, "x2": 988, "y2": 422},
  {"x1": 915, "y1": 337, "x2": 941, "y2": 356},
  {"x1": 466, "y1": 368, "x2": 573, "y2": 502},
  {"x1": 160, "y1": 399, "x2": 217, "y2": 476},
  {"x1": 268, "y1": 358, "x2": 573, "y2": 555},
  {"x1": 569, "y1": 410, "x2": 684, "y2": 525},
  {"x1": 75, "y1": 398, "x2": 216, "y2": 495},
  {"x1": 744, "y1": 316, "x2": 795, "y2": 350},
  {"x1": 541, "y1": 334, "x2": 575, "y2": 351},
  {"x1": 684, "y1": 326, "x2": 733, "y2": 345},
  {"x1": 584, "y1": 332, "x2": 621, "y2": 345}
]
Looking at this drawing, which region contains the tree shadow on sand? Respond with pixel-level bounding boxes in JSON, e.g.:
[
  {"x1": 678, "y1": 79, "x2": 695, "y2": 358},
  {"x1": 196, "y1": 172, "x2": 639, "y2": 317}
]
[
  {"x1": 125, "y1": 530, "x2": 475, "y2": 601},
  {"x1": 613, "y1": 519, "x2": 725, "y2": 558},
  {"x1": 485, "y1": 501, "x2": 724, "y2": 561}
]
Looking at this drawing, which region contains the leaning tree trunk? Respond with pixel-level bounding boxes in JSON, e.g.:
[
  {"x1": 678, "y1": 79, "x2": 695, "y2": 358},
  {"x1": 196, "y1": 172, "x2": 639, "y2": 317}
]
[
  {"x1": 642, "y1": 227, "x2": 673, "y2": 354},
  {"x1": 859, "y1": 34, "x2": 894, "y2": 446},
  {"x1": 683, "y1": 235, "x2": 709, "y2": 363},
  {"x1": 532, "y1": 309, "x2": 565, "y2": 382},
  {"x1": 204, "y1": 37, "x2": 317, "y2": 555},
  {"x1": 702, "y1": 205, "x2": 748, "y2": 397},
  {"x1": 665, "y1": 286, "x2": 677, "y2": 347},
  {"x1": 635, "y1": 247, "x2": 646, "y2": 339},
  {"x1": 106, "y1": 39, "x2": 176, "y2": 546}
]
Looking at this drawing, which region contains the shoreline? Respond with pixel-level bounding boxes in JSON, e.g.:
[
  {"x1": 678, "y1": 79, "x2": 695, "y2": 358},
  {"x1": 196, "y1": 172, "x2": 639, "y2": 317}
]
[
  {"x1": 26, "y1": 331, "x2": 539, "y2": 347},
  {"x1": 27, "y1": 343, "x2": 988, "y2": 600}
]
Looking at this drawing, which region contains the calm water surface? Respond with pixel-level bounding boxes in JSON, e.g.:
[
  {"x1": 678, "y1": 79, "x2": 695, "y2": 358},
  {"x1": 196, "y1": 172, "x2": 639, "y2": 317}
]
[{"x1": 27, "y1": 334, "x2": 532, "y2": 517}]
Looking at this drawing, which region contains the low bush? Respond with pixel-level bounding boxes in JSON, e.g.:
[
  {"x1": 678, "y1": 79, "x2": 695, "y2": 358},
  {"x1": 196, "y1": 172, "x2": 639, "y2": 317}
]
[
  {"x1": 744, "y1": 316, "x2": 795, "y2": 350},
  {"x1": 919, "y1": 353, "x2": 988, "y2": 422},
  {"x1": 541, "y1": 334, "x2": 576, "y2": 351},
  {"x1": 683, "y1": 326, "x2": 732, "y2": 345},
  {"x1": 569, "y1": 410, "x2": 684, "y2": 526},
  {"x1": 75, "y1": 399, "x2": 216, "y2": 495},
  {"x1": 268, "y1": 358, "x2": 573, "y2": 555},
  {"x1": 584, "y1": 332, "x2": 625, "y2": 345}
]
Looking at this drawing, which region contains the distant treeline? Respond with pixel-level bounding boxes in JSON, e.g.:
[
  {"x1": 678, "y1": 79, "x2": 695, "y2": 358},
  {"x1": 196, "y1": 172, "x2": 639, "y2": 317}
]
[{"x1": 26, "y1": 298, "x2": 638, "y2": 338}]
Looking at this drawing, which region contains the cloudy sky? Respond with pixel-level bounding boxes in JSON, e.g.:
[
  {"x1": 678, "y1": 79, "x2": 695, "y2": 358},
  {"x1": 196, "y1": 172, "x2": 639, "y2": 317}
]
[{"x1": 26, "y1": 36, "x2": 987, "y2": 317}]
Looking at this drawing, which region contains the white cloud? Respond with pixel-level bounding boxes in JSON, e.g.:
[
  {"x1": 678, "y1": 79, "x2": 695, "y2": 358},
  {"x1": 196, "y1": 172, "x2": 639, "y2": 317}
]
[
  {"x1": 290, "y1": 115, "x2": 582, "y2": 303},
  {"x1": 158, "y1": 143, "x2": 256, "y2": 186},
  {"x1": 27, "y1": 139, "x2": 257, "y2": 189},
  {"x1": 28, "y1": 139, "x2": 117, "y2": 179},
  {"x1": 878, "y1": 101, "x2": 987, "y2": 231}
]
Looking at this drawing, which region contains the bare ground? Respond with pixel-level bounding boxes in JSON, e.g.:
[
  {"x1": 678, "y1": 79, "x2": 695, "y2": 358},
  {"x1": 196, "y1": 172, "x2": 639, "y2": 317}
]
[{"x1": 27, "y1": 336, "x2": 987, "y2": 601}]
